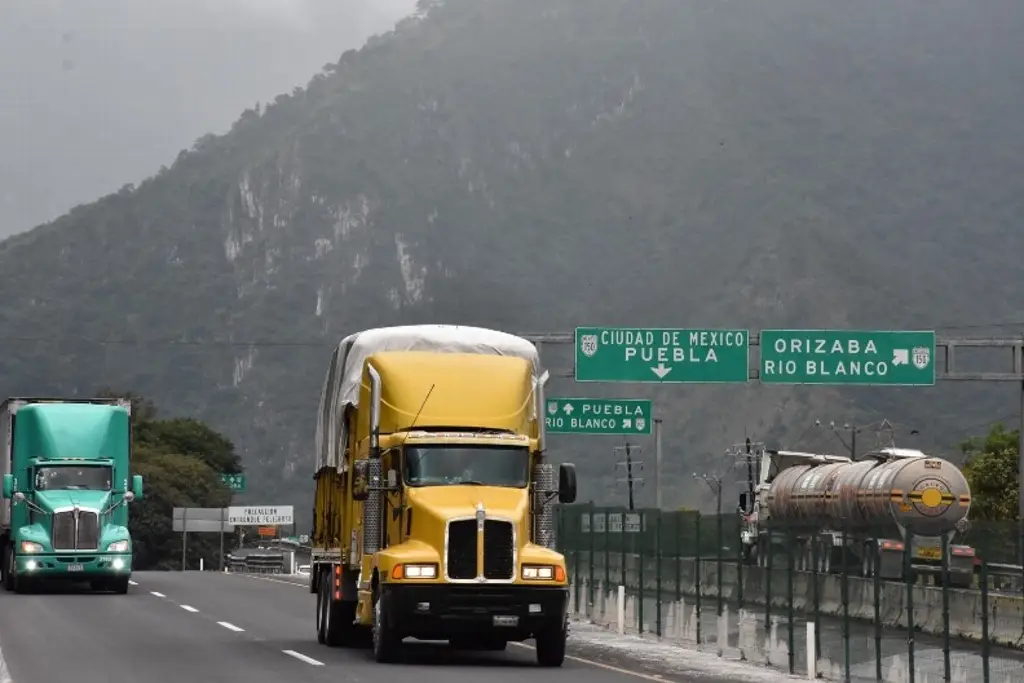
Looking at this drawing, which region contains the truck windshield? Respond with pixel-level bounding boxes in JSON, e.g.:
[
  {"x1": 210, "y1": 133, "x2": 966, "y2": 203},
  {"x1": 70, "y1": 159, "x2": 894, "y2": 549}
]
[
  {"x1": 403, "y1": 445, "x2": 529, "y2": 488},
  {"x1": 34, "y1": 466, "x2": 112, "y2": 491}
]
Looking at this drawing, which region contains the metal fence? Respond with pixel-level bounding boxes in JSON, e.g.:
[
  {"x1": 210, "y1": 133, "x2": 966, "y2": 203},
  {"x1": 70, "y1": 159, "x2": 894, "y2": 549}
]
[
  {"x1": 557, "y1": 504, "x2": 1024, "y2": 683},
  {"x1": 224, "y1": 551, "x2": 294, "y2": 574}
]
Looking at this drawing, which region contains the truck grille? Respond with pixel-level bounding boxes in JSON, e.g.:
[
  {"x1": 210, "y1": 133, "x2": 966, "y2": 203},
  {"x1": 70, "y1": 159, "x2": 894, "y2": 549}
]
[
  {"x1": 483, "y1": 520, "x2": 514, "y2": 579},
  {"x1": 52, "y1": 512, "x2": 76, "y2": 550},
  {"x1": 446, "y1": 520, "x2": 477, "y2": 579},
  {"x1": 51, "y1": 510, "x2": 100, "y2": 551}
]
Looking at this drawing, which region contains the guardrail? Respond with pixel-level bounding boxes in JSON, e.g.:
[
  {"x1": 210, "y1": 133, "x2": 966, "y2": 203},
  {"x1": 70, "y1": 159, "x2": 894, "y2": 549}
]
[{"x1": 225, "y1": 550, "x2": 297, "y2": 574}]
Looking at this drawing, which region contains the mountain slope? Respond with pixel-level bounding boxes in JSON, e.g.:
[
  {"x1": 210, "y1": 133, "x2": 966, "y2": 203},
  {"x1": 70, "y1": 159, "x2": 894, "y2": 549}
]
[{"x1": 3, "y1": 0, "x2": 1024, "y2": 517}]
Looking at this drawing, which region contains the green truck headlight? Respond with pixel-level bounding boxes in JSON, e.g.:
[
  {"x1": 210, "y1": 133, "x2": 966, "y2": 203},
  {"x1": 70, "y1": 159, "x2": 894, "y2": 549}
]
[
  {"x1": 19, "y1": 541, "x2": 43, "y2": 554},
  {"x1": 107, "y1": 540, "x2": 130, "y2": 552}
]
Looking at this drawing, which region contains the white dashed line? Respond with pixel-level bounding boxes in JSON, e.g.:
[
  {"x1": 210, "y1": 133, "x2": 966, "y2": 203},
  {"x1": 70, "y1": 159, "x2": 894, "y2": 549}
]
[
  {"x1": 180, "y1": 604, "x2": 199, "y2": 613},
  {"x1": 218, "y1": 621, "x2": 244, "y2": 632},
  {"x1": 150, "y1": 591, "x2": 165, "y2": 598},
  {"x1": 128, "y1": 580, "x2": 138, "y2": 586},
  {"x1": 282, "y1": 650, "x2": 324, "y2": 666}
]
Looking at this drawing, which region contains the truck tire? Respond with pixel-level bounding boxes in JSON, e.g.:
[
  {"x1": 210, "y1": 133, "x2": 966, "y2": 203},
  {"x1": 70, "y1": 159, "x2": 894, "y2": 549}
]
[
  {"x1": 372, "y1": 591, "x2": 401, "y2": 663},
  {"x1": 535, "y1": 616, "x2": 567, "y2": 667},
  {"x1": 317, "y1": 570, "x2": 357, "y2": 647},
  {"x1": 112, "y1": 576, "x2": 130, "y2": 594},
  {"x1": 3, "y1": 547, "x2": 14, "y2": 592}
]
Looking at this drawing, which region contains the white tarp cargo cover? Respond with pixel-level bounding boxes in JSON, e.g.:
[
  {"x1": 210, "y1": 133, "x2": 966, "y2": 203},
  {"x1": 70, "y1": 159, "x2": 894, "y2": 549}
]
[{"x1": 315, "y1": 325, "x2": 540, "y2": 473}]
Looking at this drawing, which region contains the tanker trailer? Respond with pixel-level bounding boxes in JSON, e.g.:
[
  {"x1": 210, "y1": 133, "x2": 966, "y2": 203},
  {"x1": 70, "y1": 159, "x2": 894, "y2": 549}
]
[{"x1": 740, "y1": 447, "x2": 974, "y2": 588}]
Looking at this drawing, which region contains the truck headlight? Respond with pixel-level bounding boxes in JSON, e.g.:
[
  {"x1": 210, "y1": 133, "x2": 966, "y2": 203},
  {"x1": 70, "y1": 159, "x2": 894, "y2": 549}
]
[
  {"x1": 392, "y1": 563, "x2": 437, "y2": 579},
  {"x1": 107, "y1": 540, "x2": 130, "y2": 552},
  {"x1": 19, "y1": 541, "x2": 43, "y2": 554},
  {"x1": 522, "y1": 564, "x2": 563, "y2": 580}
]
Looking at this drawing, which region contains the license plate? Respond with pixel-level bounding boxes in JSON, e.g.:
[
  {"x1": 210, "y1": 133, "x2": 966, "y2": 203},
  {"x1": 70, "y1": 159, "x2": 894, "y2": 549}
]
[
  {"x1": 66, "y1": 563, "x2": 84, "y2": 572},
  {"x1": 917, "y1": 547, "x2": 941, "y2": 560},
  {"x1": 493, "y1": 615, "x2": 519, "y2": 627}
]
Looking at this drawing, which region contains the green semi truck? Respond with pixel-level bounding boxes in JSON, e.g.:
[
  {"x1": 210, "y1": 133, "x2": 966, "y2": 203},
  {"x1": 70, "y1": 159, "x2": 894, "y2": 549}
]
[{"x1": 0, "y1": 397, "x2": 143, "y2": 594}]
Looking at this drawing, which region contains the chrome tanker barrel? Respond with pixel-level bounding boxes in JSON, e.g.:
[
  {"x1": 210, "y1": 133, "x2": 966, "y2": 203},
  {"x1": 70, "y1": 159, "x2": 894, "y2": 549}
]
[{"x1": 763, "y1": 449, "x2": 971, "y2": 537}]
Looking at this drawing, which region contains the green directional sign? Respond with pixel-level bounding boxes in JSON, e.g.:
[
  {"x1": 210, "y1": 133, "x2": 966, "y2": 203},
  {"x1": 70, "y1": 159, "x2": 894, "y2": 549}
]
[
  {"x1": 760, "y1": 330, "x2": 936, "y2": 386},
  {"x1": 220, "y1": 473, "x2": 247, "y2": 492},
  {"x1": 574, "y1": 327, "x2": 749, "y2": 383},
  {"x1": 545, "y1": 398, "x2": 653, "y2": 435}
]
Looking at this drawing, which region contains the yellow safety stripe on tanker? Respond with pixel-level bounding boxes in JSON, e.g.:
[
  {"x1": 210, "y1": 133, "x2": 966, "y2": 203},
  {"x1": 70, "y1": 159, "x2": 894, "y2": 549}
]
[
  {"x1": 888, "y1": 489, "x2": 904, "y2": 502},
  {"x1": 958, "y1": 495, "x2": 971, "y2": 507},
  {"x1": 906, "y1": 490, "x2": 955, "y2": 508}
]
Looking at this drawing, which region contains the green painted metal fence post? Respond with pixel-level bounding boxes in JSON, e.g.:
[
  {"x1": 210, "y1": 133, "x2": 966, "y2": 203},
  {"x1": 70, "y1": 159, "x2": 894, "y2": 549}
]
[
  {"x1": 638, "y1": 512, "x2": 645, "y2": 634},
  {"x1": 904, "y1": 528, "x2": 915, "y2": 683},
  {"x1": 695, "y1": 511, "x2": 703, "y2": 645},
  {"x1": 980, "y1": 533, "x2": 990, "y2": 683},
  {"x1": 735, "y1": 516, "x2": 744, "y2": 609},
  {"x1": 786, "y1": 528, "x2": 795, "y2": 675},
  {"x1": 841, "y1": 526, "x2": 850, "y2": 683},
  {"x1": 588, "y1": 501, "x2": 595, "y2": 616},
  {"x1": 656, "y1": 509, "x2": 663, "y2": 637},
  {"x1": 941, "y1": 533, "x2": 951, "y2": 683}
]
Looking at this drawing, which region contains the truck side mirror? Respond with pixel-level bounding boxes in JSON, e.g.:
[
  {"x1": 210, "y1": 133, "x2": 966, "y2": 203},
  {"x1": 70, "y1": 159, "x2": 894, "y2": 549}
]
[
  {"x1": 352, "y1": 460, "x2": 369, "y2": 502},
  {"x1": 2, "y1": 474, "x2": 12, "y2": 500},
  {"x1": 132, "y1": 475, "x2": 144, "y2": 501},
  {"x1": 557, "y1": 463, "x2": 577, "y2": 504}
]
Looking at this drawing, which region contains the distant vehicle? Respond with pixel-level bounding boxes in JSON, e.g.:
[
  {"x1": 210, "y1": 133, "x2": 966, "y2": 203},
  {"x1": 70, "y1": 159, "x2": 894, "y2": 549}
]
[
  {"x1": 308, "y1": 325, "x2": 576, "y2": 665},
  {"x1": 739, "y1": 446, "x2": 974, "y2": 587},
  {"x1": 1, "y1": 398, "x2": 144, "y2": 593}
]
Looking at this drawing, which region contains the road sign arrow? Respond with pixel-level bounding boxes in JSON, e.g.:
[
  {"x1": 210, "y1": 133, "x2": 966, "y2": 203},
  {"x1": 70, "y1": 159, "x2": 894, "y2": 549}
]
[
  {"x1": 650, "y1": 363, "x2": 672, "y2": 379},
  {"x1": 563, "y1": 403, "x2": 574, "y2": 415}
]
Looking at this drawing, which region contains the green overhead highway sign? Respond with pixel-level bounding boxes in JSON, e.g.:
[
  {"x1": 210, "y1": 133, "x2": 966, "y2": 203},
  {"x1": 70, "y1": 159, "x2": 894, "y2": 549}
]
[
  {"x1": 574, "y1": 327, "x2": 749, "y2": 383},
  {"x1": 220, "y1": 473, "x2": 247, "y2": 492},
  {"x1": 545, "y1": 398, "x2": 653, "y2": 435},
  {"x1": 759, "y1": 330, "x2": 936, "y2": 386}
]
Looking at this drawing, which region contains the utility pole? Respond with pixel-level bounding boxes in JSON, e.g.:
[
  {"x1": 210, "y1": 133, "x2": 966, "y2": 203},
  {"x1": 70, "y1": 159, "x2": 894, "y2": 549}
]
[{"x1": 614, "y1": 443, "x2": 644, "y2": 512}]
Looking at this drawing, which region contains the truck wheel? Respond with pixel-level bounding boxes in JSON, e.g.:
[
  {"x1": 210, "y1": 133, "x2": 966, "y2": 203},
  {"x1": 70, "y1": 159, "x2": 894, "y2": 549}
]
[
  {"x1": 372, "y1": 592, "x2": 401, "y2": 663},
  {"x1": 535, "y1": 616, "x2": 567, "y2": 667},
  {"x1": 316, "y1": 577, "x2": 328, "y2": 644},
  {"x1": 3, "y1": 547, "x2": 14, "y2": 592},
  {"x1": 112, "y1": 577, "x2": 130, "y2": 594}
]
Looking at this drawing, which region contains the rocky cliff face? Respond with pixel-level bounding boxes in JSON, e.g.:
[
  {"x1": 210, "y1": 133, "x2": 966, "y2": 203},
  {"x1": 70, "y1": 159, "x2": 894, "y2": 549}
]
[{"x1": 2, "y1": 0, "x2": 1024, "y2": 518}]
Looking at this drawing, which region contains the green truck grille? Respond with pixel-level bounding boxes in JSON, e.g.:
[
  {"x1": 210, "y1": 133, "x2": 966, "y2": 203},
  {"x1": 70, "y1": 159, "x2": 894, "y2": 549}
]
[{"x1": 52, "y1": 510, "x2": 100, "y2": 551}]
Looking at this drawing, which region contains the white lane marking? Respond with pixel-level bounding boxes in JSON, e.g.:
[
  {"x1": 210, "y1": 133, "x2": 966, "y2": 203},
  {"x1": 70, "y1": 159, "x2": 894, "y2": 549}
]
[
  {"x1": 509, "y1": 642, "x2": 670, "y2": 682},
  {"x1": 218, "y1": 621, "x2": 245, "y2": 632},
  {"x1": 233, "y1": 574, "x2": 306, "y2": 588},
  {"x1": 180, "y1": 604, "x2": 199, "y2": 613},
  {"x1": 150, "y1": 591, "x2": 166, "y2": 598},
  {"x1": 128, "y1": 580, "x2": 138, "y2": 586},
  {"x1": 282, "y1": 650, "x2": 324, "y2": 666}
]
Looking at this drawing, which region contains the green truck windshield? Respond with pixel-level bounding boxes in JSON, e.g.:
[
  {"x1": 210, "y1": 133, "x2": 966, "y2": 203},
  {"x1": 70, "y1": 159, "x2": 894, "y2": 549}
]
[{"x1": 34, "y1": 465, "x2": 112, "y2": 491}]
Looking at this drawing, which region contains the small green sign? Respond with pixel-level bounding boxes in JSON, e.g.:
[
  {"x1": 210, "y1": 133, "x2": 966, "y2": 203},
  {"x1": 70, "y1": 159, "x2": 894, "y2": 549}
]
[
  {"x1": 545, "y1": 398, "x2": 653, "y2": 435},
  {"x1": 220, "y1": 473, "x2": 247, "y2": 492},
  {"x1": 574, "y1": 327, "x2": 750, "y2": 383},
  {"x1": 759, "y1": 330, "x2": 936, "y2": 386}
]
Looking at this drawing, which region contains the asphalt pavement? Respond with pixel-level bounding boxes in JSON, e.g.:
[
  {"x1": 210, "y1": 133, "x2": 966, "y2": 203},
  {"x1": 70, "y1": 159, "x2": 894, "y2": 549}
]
[{"x1": 0, "y1": 571, "x2": 798, "y2": 683}]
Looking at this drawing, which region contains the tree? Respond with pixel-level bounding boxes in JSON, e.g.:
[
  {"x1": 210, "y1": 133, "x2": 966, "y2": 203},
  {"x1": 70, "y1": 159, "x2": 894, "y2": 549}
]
[
  {"x1": 961, "y1": 423, "x2": 1020, "y2": 522},
  {"x1": 98, "y1": 389, "x2": 242, "y2": 569}
]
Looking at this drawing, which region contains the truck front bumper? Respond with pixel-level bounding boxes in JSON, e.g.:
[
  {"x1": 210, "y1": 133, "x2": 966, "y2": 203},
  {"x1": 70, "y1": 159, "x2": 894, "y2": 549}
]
[
  {"x1": 16, "y1": 553, "x2": 132, "y2": 579},
  {"x1": 380, "y1": 583, "x2": 568, "y2": 641}
]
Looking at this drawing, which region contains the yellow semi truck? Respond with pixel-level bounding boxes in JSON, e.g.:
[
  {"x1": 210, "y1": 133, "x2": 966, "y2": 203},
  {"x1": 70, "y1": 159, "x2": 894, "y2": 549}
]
[{"x1": 309, "y1": 325, "x2": 577, "y2": 665}]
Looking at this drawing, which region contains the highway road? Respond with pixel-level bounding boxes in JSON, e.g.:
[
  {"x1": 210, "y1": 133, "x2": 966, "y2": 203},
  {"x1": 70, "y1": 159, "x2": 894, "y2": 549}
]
[{"x1": 0, "y1": 572, "x2": 796, "y2": 683}]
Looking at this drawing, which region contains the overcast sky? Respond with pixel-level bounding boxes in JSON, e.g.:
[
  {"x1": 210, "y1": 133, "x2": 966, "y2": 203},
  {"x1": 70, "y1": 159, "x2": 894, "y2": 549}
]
[{"x1": 0, "y1": 0, "x2": 416, "y2": 238}]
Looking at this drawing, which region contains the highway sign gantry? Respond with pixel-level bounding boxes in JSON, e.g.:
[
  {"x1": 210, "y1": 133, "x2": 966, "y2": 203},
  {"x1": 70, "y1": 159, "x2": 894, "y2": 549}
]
[
  {"x1": 545, "y1": 398, "x2": 653, "y2": 435},
  {"x1": 759, "y1": 330, "x2": 936, "y2": 385},
  {"x1": 574, "y1": 327, "x2": 749, "y2": 383},
  {"x1": 227, "y1": 505, "x2": 294, "y2": 526}
]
